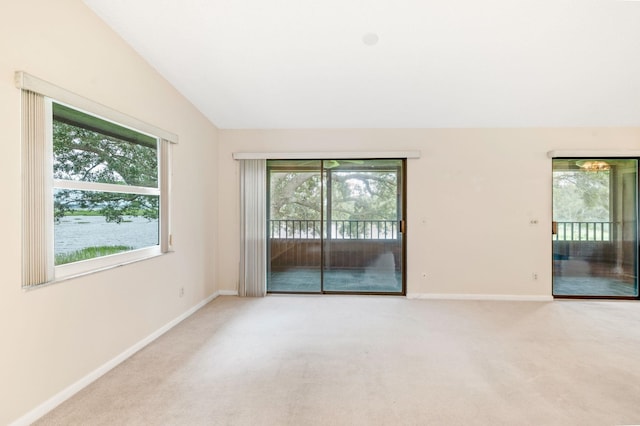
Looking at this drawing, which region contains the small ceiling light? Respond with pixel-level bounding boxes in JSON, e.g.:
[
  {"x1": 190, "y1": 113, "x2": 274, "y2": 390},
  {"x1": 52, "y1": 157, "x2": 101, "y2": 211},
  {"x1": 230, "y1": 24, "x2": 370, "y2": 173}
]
[
  {"x1": 362, "y1": 33, "x2": 379, "y2": 46},
  {"x1": 576, "y1": 160, "x2": 610, "y2": 171}
]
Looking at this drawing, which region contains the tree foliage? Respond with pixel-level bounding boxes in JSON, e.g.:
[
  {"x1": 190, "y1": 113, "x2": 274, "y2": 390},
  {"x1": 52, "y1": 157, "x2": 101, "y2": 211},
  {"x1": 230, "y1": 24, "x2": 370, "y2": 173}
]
[
  {"x1": 53, "y1": 121, "x2": 158, "y2": 223},
  {"x1": 553, "y1": 170, "x2": 609, "y2": 221},
  {"x1": 329, "y1": 171, "x2": 398, "y2": 220},
  {"x1": 269, "y1": 162, "x2": 400, "y2": 221},
  {"x1": 270, "y1": 172, "x2": 322, "y2": 220}
]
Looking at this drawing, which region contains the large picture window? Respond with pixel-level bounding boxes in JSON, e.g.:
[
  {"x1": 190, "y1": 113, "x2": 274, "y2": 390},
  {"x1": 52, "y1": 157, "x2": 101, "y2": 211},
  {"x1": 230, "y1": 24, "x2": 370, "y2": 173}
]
[
  {"x1": 53, "y1": 103, "x2": 160, "y2": 264},
  {"x1": 18, "y1": 72, "x2": 176, "y2": 287}
]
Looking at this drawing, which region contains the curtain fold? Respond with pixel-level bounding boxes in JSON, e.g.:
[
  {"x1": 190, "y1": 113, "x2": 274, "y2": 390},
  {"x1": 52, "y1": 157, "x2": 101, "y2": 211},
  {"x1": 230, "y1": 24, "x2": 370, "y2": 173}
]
[
  {"x1": 159, "y1": 139, "x2": 173, "y2": 253},
  {"x1": 239, "y1": 159, "x2": 267, "y2": 297},
  {"x1": 22, "y1": 90, "x2": 54, "y2": 287}
]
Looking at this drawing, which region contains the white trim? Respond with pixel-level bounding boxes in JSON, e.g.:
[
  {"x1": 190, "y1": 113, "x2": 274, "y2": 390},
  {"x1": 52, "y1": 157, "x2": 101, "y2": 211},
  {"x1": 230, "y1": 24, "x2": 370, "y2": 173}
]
[
  {"x1": 406, "y1": 293, "x2": 554, "y2": 302},
  {"x1": 8, "y1": 292, "x2": 220, "y2": 426},
  {"x1": 218, "y1": 289, "x2": 239, "y2": 296},
  {"x1": 53, "y1": 247, "x2": 163, "y2": 283},
  {"x1": 53, "y1": 179, "x2": 160, "y2": 195},
  {"x1": 44, "y1": 99, "x2": 55, "y2": 278},
  {"x1": 15, "y1": 71, "x2": 178, "y2": 144},
  {"x1": 547, "y1": 150, "x2": 640, "y2": 159},
  {"x1": 232, "y1": 151, "x2": 421, "y2": 160}
]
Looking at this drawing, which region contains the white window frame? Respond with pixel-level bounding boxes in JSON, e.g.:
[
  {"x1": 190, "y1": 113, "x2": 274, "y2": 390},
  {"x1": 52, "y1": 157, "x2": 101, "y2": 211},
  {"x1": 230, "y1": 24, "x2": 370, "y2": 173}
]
[{"x1": 17, "y1": 71, "x2": 177, "y2": 286}]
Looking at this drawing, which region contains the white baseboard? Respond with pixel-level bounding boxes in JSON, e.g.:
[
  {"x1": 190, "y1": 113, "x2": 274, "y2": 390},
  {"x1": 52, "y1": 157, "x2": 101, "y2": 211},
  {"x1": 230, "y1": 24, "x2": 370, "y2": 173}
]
[
  {"x1": 218, "y1": 289, "x2": 239, "y2": 296},
  {"x1": 406, "y1": 293, "x2": 554, "y2": 302},
  {"x1": 10, "y1": 292, "x2": 220, "y2": 426}
]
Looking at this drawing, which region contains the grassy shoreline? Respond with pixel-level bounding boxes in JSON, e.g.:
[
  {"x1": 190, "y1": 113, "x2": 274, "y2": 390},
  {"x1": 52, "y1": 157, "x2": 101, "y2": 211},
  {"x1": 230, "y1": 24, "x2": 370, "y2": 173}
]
[
  {"x1": 55, "y1": 245, "x2": 134, "y2": 265},
  {"x1": 61, "y1": 210, "x2": 148, "y2": 217}
]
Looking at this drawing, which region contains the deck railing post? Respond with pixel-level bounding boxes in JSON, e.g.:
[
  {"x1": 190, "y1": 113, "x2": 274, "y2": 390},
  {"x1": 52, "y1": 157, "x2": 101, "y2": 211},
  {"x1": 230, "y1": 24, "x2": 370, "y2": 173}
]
[{"x1": 269, "y1": 219, "x2": 400, "y2": 240}]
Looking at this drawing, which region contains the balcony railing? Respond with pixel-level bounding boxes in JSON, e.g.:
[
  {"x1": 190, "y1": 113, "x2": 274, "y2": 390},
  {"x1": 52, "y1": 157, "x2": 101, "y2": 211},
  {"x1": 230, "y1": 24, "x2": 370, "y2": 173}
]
[
  {"x1": 269, "y1": 219, "x2": 399, "y2": 240},
  {"x1": 553, "y1": 221, "x2": 614, "y2": 241}
]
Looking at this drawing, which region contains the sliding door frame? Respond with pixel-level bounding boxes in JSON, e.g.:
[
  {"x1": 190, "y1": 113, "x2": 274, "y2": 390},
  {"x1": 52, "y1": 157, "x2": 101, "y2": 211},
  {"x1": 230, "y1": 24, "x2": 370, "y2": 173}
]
[
  {"x1": 266, "y1": 158, "x2": 407, "y2": 296},
  {"x1": 552, "y1": 156, "x2": 639, "y2": 300}
]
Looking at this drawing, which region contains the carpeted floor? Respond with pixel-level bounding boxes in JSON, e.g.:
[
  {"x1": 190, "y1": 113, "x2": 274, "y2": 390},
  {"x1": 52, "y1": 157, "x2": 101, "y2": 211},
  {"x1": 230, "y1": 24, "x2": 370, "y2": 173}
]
[{"x1": 36, "y1": 296, "x2": 640, "y2": 425}]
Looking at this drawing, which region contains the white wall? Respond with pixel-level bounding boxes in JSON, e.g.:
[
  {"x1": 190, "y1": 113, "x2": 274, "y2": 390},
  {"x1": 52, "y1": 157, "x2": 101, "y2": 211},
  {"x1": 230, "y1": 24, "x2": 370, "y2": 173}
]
[
  {"x1": 0, "y1": 0, "x2": 219, "y2": 424},
  {"x1": 217, "y1": 129, "x2": 640, "y2": 297}
]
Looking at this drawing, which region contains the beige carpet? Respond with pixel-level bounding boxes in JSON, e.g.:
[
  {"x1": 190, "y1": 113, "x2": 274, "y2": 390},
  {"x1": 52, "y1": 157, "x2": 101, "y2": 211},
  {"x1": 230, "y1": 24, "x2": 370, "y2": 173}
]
[{"x1": 36, "y1": 296, "x2": 640, "y2": 425}]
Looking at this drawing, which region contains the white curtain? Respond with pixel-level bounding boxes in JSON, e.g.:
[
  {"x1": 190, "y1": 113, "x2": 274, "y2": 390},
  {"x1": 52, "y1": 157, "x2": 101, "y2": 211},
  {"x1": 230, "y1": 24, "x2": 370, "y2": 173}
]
[
  {"x1": 159, "y1": 139, "x2": 173, "y2": 253},
  {"x1": 21, "y1": 90, "x2": 54, "y2": 287},
  {"x1": 239, "y1": 159, "x2": 267, "y2": 297}
]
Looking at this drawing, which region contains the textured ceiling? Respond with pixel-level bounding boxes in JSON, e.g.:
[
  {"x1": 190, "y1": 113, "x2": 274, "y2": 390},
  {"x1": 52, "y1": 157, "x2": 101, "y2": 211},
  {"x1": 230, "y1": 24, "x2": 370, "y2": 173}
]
[{"x1": 84, "y1": 0, "x2": 640, "y2": 129}]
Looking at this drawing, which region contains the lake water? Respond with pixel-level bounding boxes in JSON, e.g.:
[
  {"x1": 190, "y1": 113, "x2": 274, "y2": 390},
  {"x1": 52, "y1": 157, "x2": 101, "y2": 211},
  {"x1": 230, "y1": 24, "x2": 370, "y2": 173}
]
[{"x1": 55, "y1": 216, "x2": 159, "y2": 255}]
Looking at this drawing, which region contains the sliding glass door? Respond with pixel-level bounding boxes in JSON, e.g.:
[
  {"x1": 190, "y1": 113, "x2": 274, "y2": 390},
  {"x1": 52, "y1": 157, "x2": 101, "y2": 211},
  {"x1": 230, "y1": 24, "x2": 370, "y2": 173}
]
[
  {"x1": 267, "y1": 159, "x2": 405, "y2": 295},
  {"x1": 267, "y1": 160, "x2": 323, "y2": 293},
  {"x1": 322, "y1": 160, "x2": 403, "y2": 293},
  {"x1": 552, "y1": 158, "x2": 638, "y2": 298}
]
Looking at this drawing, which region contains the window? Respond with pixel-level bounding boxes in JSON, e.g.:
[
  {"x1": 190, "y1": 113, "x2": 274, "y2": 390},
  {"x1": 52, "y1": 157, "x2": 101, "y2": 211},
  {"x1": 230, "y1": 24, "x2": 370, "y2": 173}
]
[{"x1": 18, "y1": 72, "x2": 176, "y2": 287}]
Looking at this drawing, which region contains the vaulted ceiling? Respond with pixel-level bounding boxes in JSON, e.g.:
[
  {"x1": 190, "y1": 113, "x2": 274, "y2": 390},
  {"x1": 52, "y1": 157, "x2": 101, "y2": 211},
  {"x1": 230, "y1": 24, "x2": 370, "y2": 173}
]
[{"x1": 84, "y1": 0, "x2": 640, "y2": 129}]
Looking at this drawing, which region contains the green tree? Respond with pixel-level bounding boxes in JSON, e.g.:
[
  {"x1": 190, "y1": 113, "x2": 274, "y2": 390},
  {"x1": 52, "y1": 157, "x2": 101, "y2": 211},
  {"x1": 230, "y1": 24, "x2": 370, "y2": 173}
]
[
  {"x1": 553, "y1": 170, "x2": 609, "y2": 221},
  {"x1": 269, "y1": 160, "x2": 400, "y2": 222},
  {"x1": 329, "y1": 171, "x2": 398, "y2": 220},
  {"x1": 53, "y1": 120, "x2": 158, "y2": 223},
  {"x1": 270, "y1": 171, "x2": 322, "y2": 220}
]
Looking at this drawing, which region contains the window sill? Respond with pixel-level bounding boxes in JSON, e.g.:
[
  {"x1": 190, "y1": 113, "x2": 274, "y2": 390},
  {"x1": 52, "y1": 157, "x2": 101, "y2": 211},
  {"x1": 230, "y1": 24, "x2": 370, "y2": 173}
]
[{"x1": 24, "y1": 247, "x2": 172, "y2": 290}]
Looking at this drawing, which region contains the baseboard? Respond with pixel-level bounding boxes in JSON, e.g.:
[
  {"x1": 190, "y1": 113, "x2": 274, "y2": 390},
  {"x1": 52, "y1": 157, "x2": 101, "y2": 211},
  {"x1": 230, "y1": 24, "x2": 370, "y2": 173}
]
[
  {"x1": 218, "y1": 289, "x2": 239, "y2": 296},
  {"x1": 10, "y1": 292, "x2": 220, "y2": 426},
  {"x1": 406, "y1": 293, "x2": 554, "y2": 302}
]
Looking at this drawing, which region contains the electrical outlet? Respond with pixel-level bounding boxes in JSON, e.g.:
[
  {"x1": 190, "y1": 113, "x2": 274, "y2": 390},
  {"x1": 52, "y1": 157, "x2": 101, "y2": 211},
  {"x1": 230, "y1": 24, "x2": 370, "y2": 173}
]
[
  {"x1": 532, "y1": 273, "x2": 538, "y2": 280},
  {"x1": 179, "y1": 287, "x2": 184, "y2": 297},
  {"x1": 421, "y1": 272, "x2": 427, "y2": 279}
]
